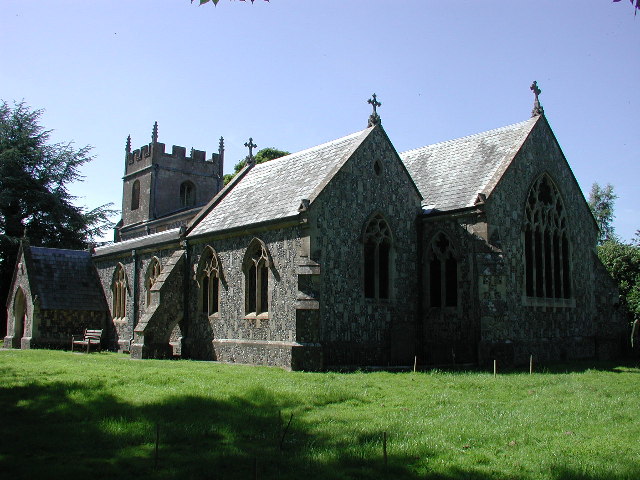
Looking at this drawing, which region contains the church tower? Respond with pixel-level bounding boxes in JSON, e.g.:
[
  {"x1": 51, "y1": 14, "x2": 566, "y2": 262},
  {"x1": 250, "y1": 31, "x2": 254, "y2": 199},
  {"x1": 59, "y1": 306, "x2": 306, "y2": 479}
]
[{"x1": 116, "y1": 122, "x2": 224, "y2": 241}]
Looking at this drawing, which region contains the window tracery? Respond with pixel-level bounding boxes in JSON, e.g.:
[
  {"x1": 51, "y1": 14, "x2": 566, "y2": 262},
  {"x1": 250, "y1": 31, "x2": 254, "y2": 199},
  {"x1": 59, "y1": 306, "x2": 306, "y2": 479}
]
[
  {"x1": 363, "y1": 214, "x2": 392, "y2": 300},
  {"x1": 112, "y1": 264, "x2": 127, "y2": 319},
  {"x1": 198, "y1": 247, "x2": 220, "y2": 316},
  {"x1": 523, "y1": 174, "x2": 571, "y2": 299},
  {"x1": 145, "y1": 257, "x2": 161, "y2": 309},
  {"x1": 244, "y1": 240, "x2": 270, "y2": 315},
  {"x1": 427, "y1": 232, "x2": 458, "y2": 307}
]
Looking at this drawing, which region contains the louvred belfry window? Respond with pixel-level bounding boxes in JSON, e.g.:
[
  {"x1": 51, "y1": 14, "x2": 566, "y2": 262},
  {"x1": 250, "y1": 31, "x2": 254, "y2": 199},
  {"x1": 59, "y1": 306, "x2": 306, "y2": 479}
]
[
  {"x1": 524, "y1": 174, "x2": 571, "y2": 299},
  {"x1": 131, "y1": 180, "x2": 140, "y2": 210},
  {"x1": 363, "y1": 214, "x2": 392, "y2": 300},
  {"x1": 180, "y1": 181, "x2": 196, "y2": 208}
]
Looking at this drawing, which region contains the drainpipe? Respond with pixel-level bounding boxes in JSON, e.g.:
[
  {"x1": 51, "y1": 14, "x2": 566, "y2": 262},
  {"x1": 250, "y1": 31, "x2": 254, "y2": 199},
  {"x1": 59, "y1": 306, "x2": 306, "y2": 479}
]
[
  {"x1": 181, "y1": 236, "x2": 190, "y2": 357},
  {"x1": 416, "y1": 217, "x2": 425, "y2": 366},
  {"x1": 131, "y1": 248, "x2": 138, "y2": 348}
]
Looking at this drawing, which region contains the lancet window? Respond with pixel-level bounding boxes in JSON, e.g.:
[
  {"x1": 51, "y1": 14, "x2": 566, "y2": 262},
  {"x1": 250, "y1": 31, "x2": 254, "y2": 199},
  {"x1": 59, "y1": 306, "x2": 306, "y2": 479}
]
[
  {"x1": 244, "y1": 239, "x2": 270, "y2": 315},
  {"x1": 112, "y1": 264, "x2": 127, "y2": 319},
  {"x1": 131, "y1": 180, "x2": 140, "y2": 210},
  {"x1": 145, "y1": 257, "x2": 161, "y2": 309},
  {"x1": 198, "y1": 247, "x2": 221, "y2": 316},
  {"x1": 523, "y1": 174, "x2": 571, "y2": 299},
  {"x1": 363, "y1": 214, "x2": 392, "y2": 300},
  {"x1": 427, "y1": 232, "x2": 458, "y2": 308},
  {"x1": 180, "y1": 181, "x2": 196, "y2": 208}
]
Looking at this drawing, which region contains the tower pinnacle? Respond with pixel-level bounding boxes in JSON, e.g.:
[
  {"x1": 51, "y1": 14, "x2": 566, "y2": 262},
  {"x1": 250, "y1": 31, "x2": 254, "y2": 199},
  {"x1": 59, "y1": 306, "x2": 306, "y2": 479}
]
[{"x1": 152, "y1": 121, "x2": 159, "y2": 143}]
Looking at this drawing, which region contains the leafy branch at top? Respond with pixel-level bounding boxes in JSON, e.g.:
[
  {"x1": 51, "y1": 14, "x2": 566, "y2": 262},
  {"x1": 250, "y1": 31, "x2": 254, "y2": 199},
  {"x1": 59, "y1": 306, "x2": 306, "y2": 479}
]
[
  {"x1": 613, "y1": 0, "x2": 640, "y2": 15},
  {"x1": 192, "y1": 0, "x2": 270, "y2": 6}
]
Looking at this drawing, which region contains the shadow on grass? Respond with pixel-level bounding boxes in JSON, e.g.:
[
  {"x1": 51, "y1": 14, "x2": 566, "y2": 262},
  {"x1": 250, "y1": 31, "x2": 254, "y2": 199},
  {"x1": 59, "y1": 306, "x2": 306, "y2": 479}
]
[
  {"x1": 1, "y1": 374, "x2": 638, "y2": 480},
  {"x1": 0, "y1": 378, "x2": 423, "y2": 480}
]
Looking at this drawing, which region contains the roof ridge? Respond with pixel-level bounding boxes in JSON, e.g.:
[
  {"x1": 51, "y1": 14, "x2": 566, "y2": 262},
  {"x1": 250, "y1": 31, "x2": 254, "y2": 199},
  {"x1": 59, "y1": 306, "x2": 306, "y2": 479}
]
[
  {"x1": 251, "y1": 128, "x2": 370, "y2": 171},
  {"x1": 400, "y1": 117, "x2": 536, "y2": 156},
  {"x1": 30, "y1": 246, "x2": 90, "y2": 255}
]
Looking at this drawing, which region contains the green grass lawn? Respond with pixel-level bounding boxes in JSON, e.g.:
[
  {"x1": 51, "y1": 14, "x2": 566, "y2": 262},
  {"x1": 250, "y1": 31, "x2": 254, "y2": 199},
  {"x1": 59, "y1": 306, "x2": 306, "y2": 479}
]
[{"x1": 0, "y1": 349, "x2": 638, "y2": 480}]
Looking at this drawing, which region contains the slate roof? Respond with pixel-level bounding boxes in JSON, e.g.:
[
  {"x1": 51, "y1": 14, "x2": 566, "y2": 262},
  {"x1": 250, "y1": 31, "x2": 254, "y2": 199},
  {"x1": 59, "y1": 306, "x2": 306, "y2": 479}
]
[
  {"x1": 400, "y1": 116, "x2": 539, "y2": 212},
  {"x1": 189, "y1": 127, "x2": 372, "y2": 236},
  {"x1": 28, "y1": 247, "x2": 107, "y2": 311},
  {"x1": 94, "y1": 228, "x2": 181, "y2": 257}
]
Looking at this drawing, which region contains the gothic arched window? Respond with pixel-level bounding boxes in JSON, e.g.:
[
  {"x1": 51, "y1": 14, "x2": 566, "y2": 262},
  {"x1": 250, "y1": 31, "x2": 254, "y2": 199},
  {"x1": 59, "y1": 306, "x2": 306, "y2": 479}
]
[
  {"x1": 131, "y1": 180, "x2": 140, "y2": 211},
  {"x1": 112, "y1": 264, "x2": 128, "y2": 319},
  {"x1": 427, "y1": 232, "x2": 458, "y2": 307},
  {"x1": 363, "y1": 214, "x2": 392, "y2": 300},
  {"x1": 198, "y1": 246, "x2": 221, "y2": 316},
  {"x1": 523, "y1": 174, "x2": 571, "y2": 299},
  {"x1": 180, "y1": 181, "x2": 196, "y2": 208},
  {"x1": 243, "y1": 239, "x2": 270, "y2": 315},
  {"x1": 145, "y1": 257, "x2": 161, "y2": 309}
]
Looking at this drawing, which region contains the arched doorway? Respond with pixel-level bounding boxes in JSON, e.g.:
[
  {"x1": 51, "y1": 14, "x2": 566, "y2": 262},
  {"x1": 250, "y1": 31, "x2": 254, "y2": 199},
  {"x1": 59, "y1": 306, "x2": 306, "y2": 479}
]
[{"x1": 13, "y1": 288, "x2": 27, "y2": 347}]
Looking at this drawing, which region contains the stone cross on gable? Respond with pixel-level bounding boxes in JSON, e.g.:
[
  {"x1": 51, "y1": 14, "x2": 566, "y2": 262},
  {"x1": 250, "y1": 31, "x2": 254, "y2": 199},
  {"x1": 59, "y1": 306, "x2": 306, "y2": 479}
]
[
  {"x1": 530, "y1": 81, "x2": 544, "y2": 117},
  {"x1": 367, "y1": 93, "x2": 382, "y2": 127},
  {"x1": 245, "y1": 137, "x2": 257, "y2": 166}
]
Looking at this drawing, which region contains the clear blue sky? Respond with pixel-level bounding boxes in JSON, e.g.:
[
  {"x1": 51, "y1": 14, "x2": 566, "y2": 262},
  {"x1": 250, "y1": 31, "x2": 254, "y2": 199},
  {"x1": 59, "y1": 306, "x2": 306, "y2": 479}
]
[{"x1": 1, "y1": 1, "x2": 638, "y2": 241}]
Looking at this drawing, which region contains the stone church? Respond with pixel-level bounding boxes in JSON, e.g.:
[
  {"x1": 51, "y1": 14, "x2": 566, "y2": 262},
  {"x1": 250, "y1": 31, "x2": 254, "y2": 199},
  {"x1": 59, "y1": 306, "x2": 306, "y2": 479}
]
[{"x1": 3, "y1": 85, "x2": 627, "y2": 370}]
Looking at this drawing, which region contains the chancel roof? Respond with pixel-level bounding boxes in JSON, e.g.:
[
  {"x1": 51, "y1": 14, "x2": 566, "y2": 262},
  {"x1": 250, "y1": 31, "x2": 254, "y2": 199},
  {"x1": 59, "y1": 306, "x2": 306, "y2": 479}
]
[
  {"x1": 94, "y1": 228, "x2": 181, "y2": 257},
  {"x1": 401, "y1": 116, "x2": 539, "y2": 212},
  {"x1": 28, "y1": 247, "x2": 106, "y2": 311},
  {"x1": 189, "y1": 128, "x2": 372, "y2": 236}
]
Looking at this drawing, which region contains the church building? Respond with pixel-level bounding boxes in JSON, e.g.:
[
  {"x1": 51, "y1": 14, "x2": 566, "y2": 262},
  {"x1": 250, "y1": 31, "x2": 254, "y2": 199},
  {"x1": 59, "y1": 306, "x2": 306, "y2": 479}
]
[{"x1": 4, "y1": 85, "x2": 627, "y2": 370}]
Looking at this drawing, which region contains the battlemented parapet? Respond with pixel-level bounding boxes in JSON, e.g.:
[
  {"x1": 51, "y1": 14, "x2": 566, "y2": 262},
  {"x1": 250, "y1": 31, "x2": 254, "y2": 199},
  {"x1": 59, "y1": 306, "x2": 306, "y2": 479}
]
[{"x1": 117, "y1": 122, "x2": 225, "y2": 242}]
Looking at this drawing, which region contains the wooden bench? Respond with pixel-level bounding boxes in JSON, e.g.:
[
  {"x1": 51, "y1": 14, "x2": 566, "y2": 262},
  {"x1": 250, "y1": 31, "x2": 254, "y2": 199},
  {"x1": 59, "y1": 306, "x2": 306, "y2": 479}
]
[{"x1": 71, "y1": 329, "x2": 103, "y2": 353}]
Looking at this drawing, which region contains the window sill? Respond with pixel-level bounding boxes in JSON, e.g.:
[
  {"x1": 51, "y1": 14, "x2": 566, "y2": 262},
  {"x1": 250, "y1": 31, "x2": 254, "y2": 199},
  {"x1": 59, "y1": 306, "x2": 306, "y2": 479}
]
[
  {"x1": 244, "y1": 312, "x2": 269, "y2": 327},
  {"x1": 364, "y1": 297, "x2": 392, "y2": 303},
  {"x1": 522, "y1": 296, "x2": 575, "y2": 308}
]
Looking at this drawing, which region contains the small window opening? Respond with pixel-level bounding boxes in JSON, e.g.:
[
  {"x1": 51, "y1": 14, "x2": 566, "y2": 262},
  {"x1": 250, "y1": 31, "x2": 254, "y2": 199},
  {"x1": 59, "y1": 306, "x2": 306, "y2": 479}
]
[
  {"x1": 180, "y1": 181, "x2": 196, "y2": 208},
  {"x1": 131, "y1": 180, "x2": 140, "y2": 211}
]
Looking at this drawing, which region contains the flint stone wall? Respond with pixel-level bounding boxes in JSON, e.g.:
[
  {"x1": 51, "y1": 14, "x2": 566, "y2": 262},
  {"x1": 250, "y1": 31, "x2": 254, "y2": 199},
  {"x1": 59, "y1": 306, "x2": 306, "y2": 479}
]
[
  {"x1": 94, "y1": 245, "x2": 181, "y2": 352},
  {"x1": 479, "y1": 119, "x2": 626, "y2": 365},
  {"x1": 187, "y1": 226, "x2": 303, "y2": 369},
  {"x1": 309, "y1": 127, "x2": 422, "y2": 367},
  {"x1": 420, "y1": 215, "x2": 489, "y2": 365}
]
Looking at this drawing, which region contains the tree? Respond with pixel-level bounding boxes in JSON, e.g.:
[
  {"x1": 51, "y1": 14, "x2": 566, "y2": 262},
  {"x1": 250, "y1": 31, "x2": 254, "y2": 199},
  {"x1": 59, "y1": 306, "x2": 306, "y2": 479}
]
[
  {"x1": 223, "y1": 147, "x2": 290, "y2": 185},
  {"x1": 588, "y1": 182, "x2": 617, "y2": 245},
  {"x1": 598, "y1": 240, "x2": 640, "y2": 343},
  {"x1": 193, "y1": 0, "x2": 270, "y2": 6},
  {"x1": 0, "y1": 101, "x2": 116, "y2": 335},
  {"x1": 613, "y1": 0, "x2": 640, "y2": 15}
]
